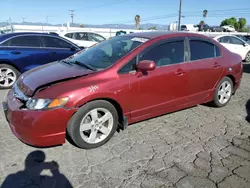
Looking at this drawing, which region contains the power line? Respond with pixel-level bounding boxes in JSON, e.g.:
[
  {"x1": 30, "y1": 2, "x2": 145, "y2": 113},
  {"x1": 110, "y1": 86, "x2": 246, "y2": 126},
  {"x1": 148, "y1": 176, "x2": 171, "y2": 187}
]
[{"x1": 107, "y1": 8, "x2": 250, "y2": 25}]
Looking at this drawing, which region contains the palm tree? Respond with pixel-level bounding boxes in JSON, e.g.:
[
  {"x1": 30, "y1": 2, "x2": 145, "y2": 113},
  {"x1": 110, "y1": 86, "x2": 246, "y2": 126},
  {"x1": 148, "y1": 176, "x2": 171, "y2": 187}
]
[
  {"x1": 135, "y1": 15, "x2": 141, "y2": 30},
  {"x1": 203, "y1": 9, "x2": 208, "y2": 21},
  {"x1": 199, "y1": 20, "x2": 205, "y2": 31}
]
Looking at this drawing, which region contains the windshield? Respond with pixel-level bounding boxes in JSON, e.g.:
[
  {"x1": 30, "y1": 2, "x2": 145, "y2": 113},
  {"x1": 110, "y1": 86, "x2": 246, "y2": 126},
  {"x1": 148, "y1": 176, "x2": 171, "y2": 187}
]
[{"x1": 69, "y1": 36, "x2": 145, "y2": 70}]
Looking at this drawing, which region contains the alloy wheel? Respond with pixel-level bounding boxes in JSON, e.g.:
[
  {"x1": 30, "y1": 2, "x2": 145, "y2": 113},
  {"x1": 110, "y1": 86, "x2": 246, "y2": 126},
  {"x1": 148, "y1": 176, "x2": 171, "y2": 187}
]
[
  {"x1": 79, "y1": 108, "x2": 114, "y2": 144},
  {"x1": 245, "y1": 52, "x2": 250, "y2": 62},
  {"x1": 217, "y1": 81, "x2": 232, "y2": 105},
  {"x1": 0, "y1": 68, "x2": 17, "y2": 87}
]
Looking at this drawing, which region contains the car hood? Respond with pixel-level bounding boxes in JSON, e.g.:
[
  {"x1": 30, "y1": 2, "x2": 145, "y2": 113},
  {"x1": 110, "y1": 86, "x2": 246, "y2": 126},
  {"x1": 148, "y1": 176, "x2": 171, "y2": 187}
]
[{"x1": 17, "y1": 61, "x2": 93, "y2": 96}]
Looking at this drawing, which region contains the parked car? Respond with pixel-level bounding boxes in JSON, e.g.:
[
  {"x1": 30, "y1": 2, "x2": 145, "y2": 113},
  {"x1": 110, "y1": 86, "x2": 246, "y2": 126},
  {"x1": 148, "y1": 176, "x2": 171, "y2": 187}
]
[
  {"x1": 59, "y1": 31, "x2": 106, "y2": 49},
  {"x1": 197, "y1": 24, "x2": 211, "y2": 32},
  {"x1": 210, "y1": 26, "x2": 223, "y2": 32},
  {"x1": 3, "y1": 32, "x2": 243, "y2": 149},
  {"x1": 214, "y1": 35, "x2": 250, "y2": 62},
  {"x1": 235, "y1": 35, "x2": 250, "y2": 44},
  {"x1": 221, "y1": 25, "x2": 236, "y2": 32},
  {"x1": 0, "y1": 32, "x2": 81, "y2": 89},
  {"x1": 180, "y1": 24, "x2": 199, "y2": 32}
]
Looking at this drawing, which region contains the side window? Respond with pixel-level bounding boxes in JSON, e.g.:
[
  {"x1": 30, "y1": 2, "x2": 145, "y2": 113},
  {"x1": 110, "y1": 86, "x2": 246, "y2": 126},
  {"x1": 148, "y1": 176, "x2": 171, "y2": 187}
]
[
  {"x1": 214, "y1": 45, "x2": 220, "y2": 57},
  {"x1": 139, "y1": 40, "x2": 184, "y2": 67},
  {"x1": 229, "y1": 37, "x2": 244, "y2": 45},
  {"x1": 88, "y1": 33, "x2": 106, "y2": 42},
  {"x1": 218, "y1": 36, "x2": 229, "y2": 43},
  {"x1": 0, "y1": 40, "x2": 11, "y2": 46},
  {"x1": 118, "y1": 57, "x2": 137, "y2": 74},
  {"x1": 65, "y1": 33, "x2": 73, "y2": 38},
  {"x1": 73, "y1": 32, "x2": 88, "y2": 41},
  {"x1": 2, "y1": 36, "x2": 42, "y2": 47},
  {"x1": 190, "y1": 40, "x2": 215, "y2": 61},
  {"x1": 42, "y1": 36, "x2": 73, "y2": 48}
]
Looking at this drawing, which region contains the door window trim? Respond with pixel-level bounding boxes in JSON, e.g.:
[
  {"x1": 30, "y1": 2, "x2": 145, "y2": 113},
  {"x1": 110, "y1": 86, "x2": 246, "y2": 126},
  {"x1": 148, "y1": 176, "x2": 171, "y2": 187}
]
[
  {"x1": 117, "y1": 37, "x2": 189, "y2": 74},
  {"x1": 187, "y1": 36, "x2": 222, "y2": 63},
  {"x1": 139, "y1": 36, "x2": 189, "y2": 69}
]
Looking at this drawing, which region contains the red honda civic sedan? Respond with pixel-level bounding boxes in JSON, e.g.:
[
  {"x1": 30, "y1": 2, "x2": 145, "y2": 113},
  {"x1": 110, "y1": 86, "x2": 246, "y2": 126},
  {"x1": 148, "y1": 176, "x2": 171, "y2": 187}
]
[{"x1": 2, "y1": 32, "x2": 243, "y2": 149}]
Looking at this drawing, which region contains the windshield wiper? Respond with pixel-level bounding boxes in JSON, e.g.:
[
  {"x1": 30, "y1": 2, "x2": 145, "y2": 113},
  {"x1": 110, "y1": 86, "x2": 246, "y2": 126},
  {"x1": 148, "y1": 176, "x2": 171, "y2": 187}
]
[
  {"x1": 72, "y1": 61, "x2": 97, "y2": 71},
  {"x1": 61, "y1": 60, "x2": 74, "y2": 66}
]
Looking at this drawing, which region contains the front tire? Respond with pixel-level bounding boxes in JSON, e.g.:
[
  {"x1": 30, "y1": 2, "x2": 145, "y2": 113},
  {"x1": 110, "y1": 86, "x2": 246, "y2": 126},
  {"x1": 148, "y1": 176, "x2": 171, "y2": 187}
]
[
  {"x1": 67, "y1": 100, "x2": 118, "y2": 149},
  {"x1": 211, "y1": 77, "x2": 233, "y2": 107},
  {"x1": 0, "y1": 64, "x2": 20, "y2": 89}
]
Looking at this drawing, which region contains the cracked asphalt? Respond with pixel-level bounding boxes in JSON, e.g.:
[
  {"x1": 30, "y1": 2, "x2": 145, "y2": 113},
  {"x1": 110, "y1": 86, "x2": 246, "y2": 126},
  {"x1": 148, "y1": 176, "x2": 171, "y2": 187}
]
[{"x1": 0, "y1": 64, "x2": 250, "y2": 188}]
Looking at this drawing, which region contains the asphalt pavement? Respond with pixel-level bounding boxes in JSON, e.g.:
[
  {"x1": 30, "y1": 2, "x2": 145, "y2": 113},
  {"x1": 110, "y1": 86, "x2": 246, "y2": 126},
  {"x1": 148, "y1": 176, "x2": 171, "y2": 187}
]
[{"x1": 0, "y1": 64, "x2": 250, "y2": 188}]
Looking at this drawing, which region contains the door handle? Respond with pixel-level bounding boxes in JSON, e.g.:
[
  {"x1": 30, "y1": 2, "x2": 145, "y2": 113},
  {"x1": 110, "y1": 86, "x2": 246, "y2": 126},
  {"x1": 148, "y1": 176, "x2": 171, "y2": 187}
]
[
  {"x1": 11, "y1": 51, "x2": 21, "y2": 55},
  {"x1": 213, "y1": 62, "x2": 221, "y2": 68},
  {"x1": 175, "y1": 69, "x2": 186, "y2": 76}
]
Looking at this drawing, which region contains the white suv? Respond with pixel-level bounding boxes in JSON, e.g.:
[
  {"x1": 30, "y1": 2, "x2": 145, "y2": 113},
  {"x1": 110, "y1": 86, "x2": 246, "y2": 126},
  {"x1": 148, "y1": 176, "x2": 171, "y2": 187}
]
[
  {"x1": 58, "y1": 31, "x2": 106, "y2": 49},
  {"x1": 221, "y1": 25, "x2": 236, "y2": 32}
]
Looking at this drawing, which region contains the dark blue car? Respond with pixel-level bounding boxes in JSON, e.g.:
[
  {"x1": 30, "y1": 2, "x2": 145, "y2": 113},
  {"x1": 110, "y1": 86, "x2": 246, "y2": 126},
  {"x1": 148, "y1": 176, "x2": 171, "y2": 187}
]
[{"x1": 0, "y1": 32, "x2": 81, "y2": 89}]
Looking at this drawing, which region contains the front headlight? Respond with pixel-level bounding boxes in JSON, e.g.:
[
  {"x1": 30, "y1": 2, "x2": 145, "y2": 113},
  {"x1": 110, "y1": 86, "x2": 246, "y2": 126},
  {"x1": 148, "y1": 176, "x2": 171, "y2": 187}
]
[{"x1": 26, "y1": 97, "x2": 69, "y2": 110}]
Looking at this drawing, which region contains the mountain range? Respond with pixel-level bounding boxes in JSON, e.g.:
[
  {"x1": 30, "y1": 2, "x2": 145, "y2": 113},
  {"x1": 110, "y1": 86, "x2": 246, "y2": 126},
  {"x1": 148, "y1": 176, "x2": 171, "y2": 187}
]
[{"x1": 0, "y1": 21, "x2": 170, "y2": 30}]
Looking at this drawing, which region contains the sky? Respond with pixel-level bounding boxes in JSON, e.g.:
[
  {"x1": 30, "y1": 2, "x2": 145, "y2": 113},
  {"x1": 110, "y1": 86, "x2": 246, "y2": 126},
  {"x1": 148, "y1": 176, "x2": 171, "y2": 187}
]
[{"x1": 1, "y1": 0, "x2": 250, "y2": 26}]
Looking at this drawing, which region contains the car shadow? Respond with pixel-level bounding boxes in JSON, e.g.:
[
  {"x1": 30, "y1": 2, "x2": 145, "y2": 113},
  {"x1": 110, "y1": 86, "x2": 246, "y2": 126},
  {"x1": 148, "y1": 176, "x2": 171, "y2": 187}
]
[
  {"x1": 246, "y1": 99, "x2": 250, "y2": 123},
  {"x1": 243, "y1": 63, "x2": 250, "y2": 74},
  {"x1": 1, "y1": 150, "x2": 73, "y2": 188}
]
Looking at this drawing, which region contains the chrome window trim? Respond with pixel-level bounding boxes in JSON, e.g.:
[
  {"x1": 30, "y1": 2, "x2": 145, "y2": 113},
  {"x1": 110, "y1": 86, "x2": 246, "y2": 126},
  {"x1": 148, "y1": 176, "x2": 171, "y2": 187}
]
[{"x1": 0, "y1": 34, "x2": 80, "y2": 49}]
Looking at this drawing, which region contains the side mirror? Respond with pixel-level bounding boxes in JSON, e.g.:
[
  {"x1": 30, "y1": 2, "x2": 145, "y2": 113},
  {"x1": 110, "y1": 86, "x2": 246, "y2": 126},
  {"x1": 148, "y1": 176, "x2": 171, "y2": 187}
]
[
  {"x1": 136, "y1": 60, "x2": 156, "y2": 72},
  {"x1": 243, "y1": 43, "x2": 247, "y2": 47}
]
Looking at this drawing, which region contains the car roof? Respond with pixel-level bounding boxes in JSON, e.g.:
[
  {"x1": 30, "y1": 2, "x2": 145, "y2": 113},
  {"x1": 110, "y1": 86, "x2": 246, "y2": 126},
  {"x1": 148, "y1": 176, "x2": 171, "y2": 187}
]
[
  {"x1": 0, "y1": 32, "x2": 58, "y2": 41},
  {"x1": 214, "y1": 34, "x2": 241, "y2": 39},
  {"x1": 122, "y1": 31, "x2": 198, "y2": 39}
]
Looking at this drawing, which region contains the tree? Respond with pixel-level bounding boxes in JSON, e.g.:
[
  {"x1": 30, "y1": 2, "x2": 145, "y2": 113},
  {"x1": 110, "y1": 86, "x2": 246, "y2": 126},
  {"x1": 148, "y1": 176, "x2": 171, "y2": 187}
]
[
  {"x1": 79, "y1": 24, "x2": 84, "y2": 28},
  {"x1": 220, "y1": 17, "x2": 247, "y2": 31},
  {"x1": 203, "y1": 9, "x2": 208, "y2": 20},
  {"x1": 238, "y1": 18, "x2": 247, "y2": 29},
  {"x1": 134, "y1": 15, "x2": 141, "y2": 30},
  {"x1": 199, "y1": 20, "x2": 205, "y2": 25},
  {"x1": 148, "y1": 26, "x2": 157, "y2": 30}
]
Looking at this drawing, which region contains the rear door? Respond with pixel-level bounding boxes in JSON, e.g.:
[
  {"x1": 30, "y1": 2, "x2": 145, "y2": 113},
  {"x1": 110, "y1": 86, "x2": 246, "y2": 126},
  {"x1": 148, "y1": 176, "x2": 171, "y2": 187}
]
[
  {"x1": 187, "y1": 37, "x2": 224, "y2": 103},
  {"x1": 40, "y1": 36, "x2": 80, "y2": 62},
  {"x1": 0, "y1": 35, "x2": 49, "y2": 72}
]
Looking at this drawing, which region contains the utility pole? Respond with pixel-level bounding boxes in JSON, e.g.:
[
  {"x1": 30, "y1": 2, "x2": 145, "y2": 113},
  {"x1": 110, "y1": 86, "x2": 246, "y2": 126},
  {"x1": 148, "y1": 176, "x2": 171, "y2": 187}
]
[
  {"x1": 178, "y1": 0, "x2": 182, "y2": 31},
  {"x1": 22, "y1": 16, "x2": 26, "y2": 23},
  {"x1": 69, "y1": 10, "x2": 75, "y2": 24},
  {"x1": 46, "y1": 16, "x2": 49, "y2": 25},
  {"x1": 9, "y1": 17, "x2": 13, "y2": 32}
]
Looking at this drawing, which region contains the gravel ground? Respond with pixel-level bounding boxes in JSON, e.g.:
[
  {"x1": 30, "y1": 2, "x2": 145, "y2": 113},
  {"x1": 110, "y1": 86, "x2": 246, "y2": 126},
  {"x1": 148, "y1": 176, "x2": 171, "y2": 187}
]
[{"x1": 0, "y1": 64, "x2": 249, "y2": 188}]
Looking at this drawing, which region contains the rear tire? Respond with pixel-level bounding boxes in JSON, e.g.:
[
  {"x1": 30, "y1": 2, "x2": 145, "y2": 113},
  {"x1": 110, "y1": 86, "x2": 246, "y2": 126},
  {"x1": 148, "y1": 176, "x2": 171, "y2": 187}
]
[
  {"x1": 245, "y1": 51, "x2": 250, "y2": 62},
  {"x1": 0, "y1": 64, "x2": 20, "y2": 89},
  {"x1": 67, "y1": 100, "x2": 118, "y2": 149},
  {"x1": 211, "y1": 77, "x2": 233, "y2": 107}
]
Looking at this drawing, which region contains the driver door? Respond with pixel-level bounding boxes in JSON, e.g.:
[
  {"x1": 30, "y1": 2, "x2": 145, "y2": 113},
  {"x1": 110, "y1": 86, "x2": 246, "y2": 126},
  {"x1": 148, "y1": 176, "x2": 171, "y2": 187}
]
[{"x1": 118, "y1": 38, "x2": 189, "y2": 121}]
